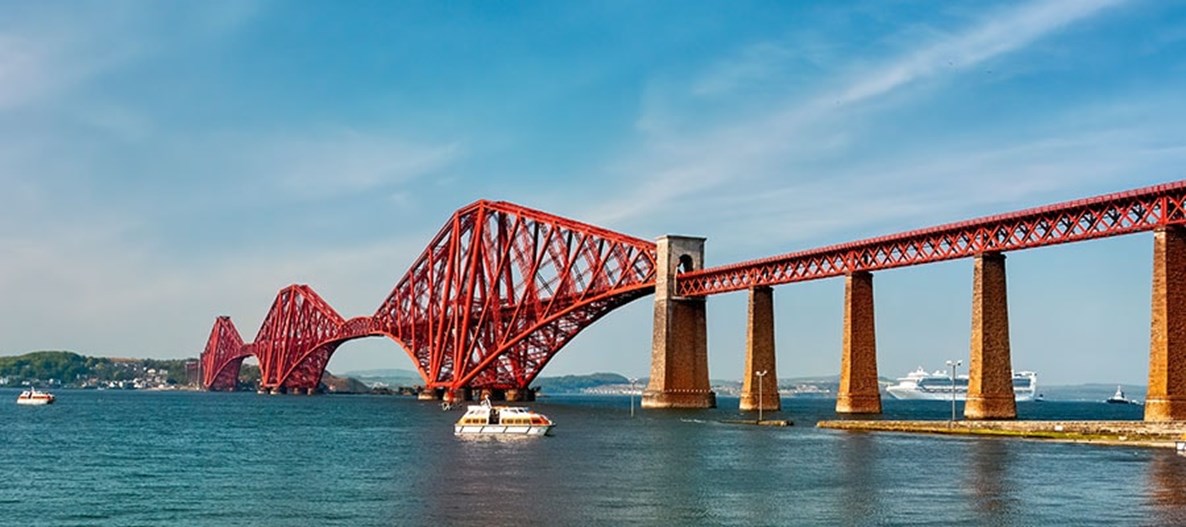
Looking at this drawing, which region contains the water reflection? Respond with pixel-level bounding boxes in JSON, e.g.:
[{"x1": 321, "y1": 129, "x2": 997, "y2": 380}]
[
  {"x1": 422, "y1": 407, "x2": 563, "y2": 525},
  {"x1": 963, "y1": 439, "x2": 1018, "y2": 521},
  {"x1": 647, "y1": 416, "x2": 714, "y2": 521},
  {"x1": 1145, "y1": 453, "x2": 1186, "y2": 524},
  {"x1": 734, "y1": 416, "x2": 790, "y2": 523},
  {"x1": 838, "y1": 433, "x2": 880, "y2": 524}
]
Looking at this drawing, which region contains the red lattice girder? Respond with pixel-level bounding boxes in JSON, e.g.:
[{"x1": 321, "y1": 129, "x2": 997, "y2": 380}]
[
  {"x1": 677, "y1": 180, "x2": 1186, "y2": 296},
  {"x1": 200, "y1": 316, "x2": 247, "y2": 391},
  {"x1": 252, "y1": 284, "x2": 349, "y2": 390},
  {"x1": 373, "y1": 200, "x2": 658, "y2": 390}
]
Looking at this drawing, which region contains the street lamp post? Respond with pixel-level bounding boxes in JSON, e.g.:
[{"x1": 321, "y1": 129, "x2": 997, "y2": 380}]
[
  {"x1": 756, "y1": 370, "x2": 768, "y2": 423},
  {"x1": 945, "y1": 360, "x2": 962, "y2": 426},
  {"x1": 629, "y1": 378, "x2": 638, "y2": 418}
]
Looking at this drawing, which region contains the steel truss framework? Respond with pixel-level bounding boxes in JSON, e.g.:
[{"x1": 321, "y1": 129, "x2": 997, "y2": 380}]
[
  {"x1": 677, "y1": 180, "x2": 1186, "y2": 296},
  {"x1": 201, "y1": 201, "x2": 658, "y2": 392}
]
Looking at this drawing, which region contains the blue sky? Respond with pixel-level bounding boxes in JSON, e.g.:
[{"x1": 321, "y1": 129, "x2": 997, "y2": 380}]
[{"x1": 1, "y1": 0, "x2": 1184, "y2": 385}]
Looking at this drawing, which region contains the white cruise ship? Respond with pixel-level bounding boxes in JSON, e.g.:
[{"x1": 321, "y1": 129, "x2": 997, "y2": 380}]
[{"x1": 886, "y1": 367, "x2": 1038, "y2": 401}]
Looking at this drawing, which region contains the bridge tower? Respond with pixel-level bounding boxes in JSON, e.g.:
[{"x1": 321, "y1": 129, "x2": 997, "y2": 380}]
[{"x1": 643, "y1": 235, "x2": 716, "y2": 409}]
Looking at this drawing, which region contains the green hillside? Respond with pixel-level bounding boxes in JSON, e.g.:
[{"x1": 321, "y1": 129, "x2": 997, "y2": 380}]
[
  {"x1": 0, "y1": 351, "x2": 101, "y2": 384},
  {"x1": 0, "y1": 351, "x2": 194, "y2": 387},
  {"x1": 532, "y1": 372, "x2": 631, "y2": 394}
]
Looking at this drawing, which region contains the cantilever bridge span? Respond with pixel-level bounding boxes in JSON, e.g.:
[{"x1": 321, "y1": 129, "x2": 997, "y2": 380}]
[
  {"x1": 202, "y1": 180, "x2": 1186, "y2": 421},
  {"x1": 201, "y1": 200, "x2": 659, "y2": 394}
]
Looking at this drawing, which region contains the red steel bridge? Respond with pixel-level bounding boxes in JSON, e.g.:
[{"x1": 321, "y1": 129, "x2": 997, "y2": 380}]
[
  {"x1": 201, "y1": 180, "x2": 1186, "y2": 394},
  {"x1": 201, "y1": 200, "x2": 660, "y2": 393}
]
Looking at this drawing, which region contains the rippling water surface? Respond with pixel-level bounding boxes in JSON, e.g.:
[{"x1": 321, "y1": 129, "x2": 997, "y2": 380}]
[{"x1": 2, "y1": 389, "x2": 1184, "y2": 526}]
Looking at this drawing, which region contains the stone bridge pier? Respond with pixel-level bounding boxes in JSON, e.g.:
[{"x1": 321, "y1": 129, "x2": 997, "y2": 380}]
[
  {"x1": 832, "y1": 255, "x2": 1021, "y2": 420},
  {"x1": 965, "y1": 252, "x2": 1017, "y2": 420},
  {"x1": 836, "y1": 271, "x2": 881, "y2": 414},
  {"x1": 739, "y1": 286, "x2": 780, "y2": 413},
  {"x1": 1146, "y1": 226, "x2": 1186, "y2": 421},
  {"x1": 642, "y1": 235, "x2": 716, "y2": 409}
]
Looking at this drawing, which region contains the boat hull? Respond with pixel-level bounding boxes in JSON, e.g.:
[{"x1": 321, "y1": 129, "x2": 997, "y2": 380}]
[
  {"x1": 454, "y1": 425, "x2": 552, "y2": 436},
  {"x1": 886, "y1": 387, "x2": 1034, "y2": 402},
  {"x1": 16, "y1": 397, "x2": 54, "y2": 405},
  {"x1": 1106, "y1": 399, "x2": 1141, "y2": 405}
]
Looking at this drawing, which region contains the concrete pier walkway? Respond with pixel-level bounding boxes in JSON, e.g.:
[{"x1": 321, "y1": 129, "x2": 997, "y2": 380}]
[{"x1": 818, "y1": 420, "x2": 1186, "y2": 449}]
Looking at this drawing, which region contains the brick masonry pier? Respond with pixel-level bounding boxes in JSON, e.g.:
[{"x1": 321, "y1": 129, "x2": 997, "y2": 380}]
[
  {"x1": 966, "y1": 252, "x2": 1017, "y2": 420},
  {"x1": 818, "y1": 420, "x2": 1186, "y2": 448},
  {"x1": 835, "y1": 271, "x2": 881, "y2": 414},
  {"x1": 739, "y1": 286, "x2": 780, "y2": 412},
  {"x1": 643, "y1": 235, "x2": 716, "y2": 409},
  {"x1": 1146, "y1": 226, "x2": 1186, "y2": 421}
]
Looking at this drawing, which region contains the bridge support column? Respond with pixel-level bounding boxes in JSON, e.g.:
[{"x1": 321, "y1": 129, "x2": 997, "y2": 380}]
[
  {"x1": 837, "y1": 271, "x2": 881, "y2": 414},
  {"x1": 740, "y1": 286, "x2": 780, "y2": 412},
  {"x1": 1146, "y1": 227, "x2": 1186, "y2": 421},
  {"x1": 965, "y1": 252, "x2": 1017, "y2": 420},
  {"x1": 443, "y1": 388, "x2": 471, "y2": 403},
  {"x1": 643, "y1": 235, "x2": 716, "y2": 409},
  {"x1": 504, "y1": 388, "x2": 535, "y2": 402},
  {"x1": 475, "y1": 389, "x2": 506, "y2": 401}
]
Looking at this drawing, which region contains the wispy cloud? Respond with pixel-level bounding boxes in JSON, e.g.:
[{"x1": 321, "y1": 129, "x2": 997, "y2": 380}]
[
  {"x1": 690, "y1": 42, "x2": 801, "y2": 97},
  {"x1": 587, "y1": 0, "x2": 1128, "y2": 229},
  {"x1": 0, "y1": 1, "x2": 264, "y2": 113},
  {"x1": 0, "y1": 2, "x2": 462, "y2": 357},
  {"x1": 697, "y1": 120, "x2": 1186, "y2": 254},
  {"x1": 249, "y1": 130, "x2": 462, "y2": 201},
  {"x1": 830, "y1": 0, "x2": 1125, "y2": 108},
  {"x1": 0, "y1": 217, "x2": 430, "y2": 356},
  {"x1": 0, "y1": 34, "x2": 48, "y2": 110}
]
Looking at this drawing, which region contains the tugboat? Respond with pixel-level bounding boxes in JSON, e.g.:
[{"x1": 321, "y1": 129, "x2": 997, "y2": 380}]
[
  {"x1": 1105, "y1": 385, "x2": 1141, "y2": 405},
  {"x1": 16, "y1": 388, "x2": 55, "y2": 405},
  {"x1": 454, "y1": 397, "x2": 554, "y2": 436}
]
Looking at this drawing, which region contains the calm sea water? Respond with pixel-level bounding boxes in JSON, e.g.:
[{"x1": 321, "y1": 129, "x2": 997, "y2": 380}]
[{"x1": 2, "y1": 389, "x2": 1183, "y2": 526}]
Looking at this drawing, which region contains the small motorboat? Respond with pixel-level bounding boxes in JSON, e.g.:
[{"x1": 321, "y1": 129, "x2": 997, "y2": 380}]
[
  {"x1": 16, "y1": 388, "x2": 55, "y2": 405},
  {"x1": 1105, "y1": 385, "x2": 1141, "y2": 405},
  {"x1": 454, "y1": 397, "x2": 553, "y2": 436}
]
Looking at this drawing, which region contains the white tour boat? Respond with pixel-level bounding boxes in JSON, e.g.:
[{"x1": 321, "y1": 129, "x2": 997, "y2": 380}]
[
  {"x1": 454, "y1": 398, "x2": 554, "y2": 436},
  {"x1": 16, "y1": 388, "x2": 56, "y2": 405},
  {"x1": 886, "y1": 366, "x2": 1038, "y2": 401}
]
